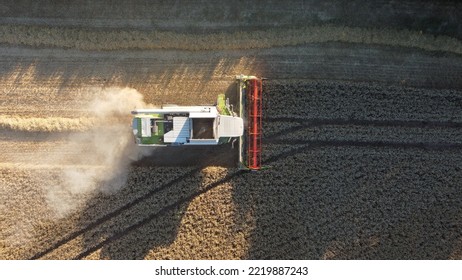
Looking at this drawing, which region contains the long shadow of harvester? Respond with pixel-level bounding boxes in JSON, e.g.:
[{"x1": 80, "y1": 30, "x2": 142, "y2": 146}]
[{"x1": 230, "y1": 79, "x2": 462, "y2": 260}]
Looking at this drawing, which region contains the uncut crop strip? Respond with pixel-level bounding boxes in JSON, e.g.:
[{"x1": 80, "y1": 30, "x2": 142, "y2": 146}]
[
  {"x1": 265, "y1": 139, "x2": 462, "y2": 151},
  {"x1": 2, "y1": 25, "x2": 462, "y2": 54},
  {"x1": 264, "y1": 117, "x2": 462, "y2": 129},
  {"x1": 264, "y1": 117, "x2": 462, "y2": 146}
]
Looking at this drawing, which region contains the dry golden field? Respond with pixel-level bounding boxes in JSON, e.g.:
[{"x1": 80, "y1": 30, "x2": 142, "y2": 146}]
[{"x1": 1, "y1": 1, "x2": 462, "y2": 259}]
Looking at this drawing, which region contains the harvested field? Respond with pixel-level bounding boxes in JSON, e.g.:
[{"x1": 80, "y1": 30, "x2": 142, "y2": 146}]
[{"x1": 1, "y1": 1, "x2": 462, "y2": 260}]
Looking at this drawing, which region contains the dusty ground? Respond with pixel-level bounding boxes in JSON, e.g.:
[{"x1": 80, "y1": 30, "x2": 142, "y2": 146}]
[{"x1": 1, "y1": 1, "x2": 462, "y2": 259}]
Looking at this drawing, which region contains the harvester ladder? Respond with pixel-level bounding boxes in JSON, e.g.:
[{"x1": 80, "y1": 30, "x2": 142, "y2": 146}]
[{"x1": 247, "y1": 78, "x2": 262, "y2": 170}]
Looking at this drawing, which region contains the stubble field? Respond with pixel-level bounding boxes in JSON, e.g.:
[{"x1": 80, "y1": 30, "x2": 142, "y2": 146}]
[{"x1": 1, "y1": 1, "x2": 462, "y2": 259}]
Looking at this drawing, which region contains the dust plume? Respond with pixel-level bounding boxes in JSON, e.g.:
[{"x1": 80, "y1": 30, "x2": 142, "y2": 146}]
[{"x1": 43, "y1": 87, "x2": 148, "y2": 218}]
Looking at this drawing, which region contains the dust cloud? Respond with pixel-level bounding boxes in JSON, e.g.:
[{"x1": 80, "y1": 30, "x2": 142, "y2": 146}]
[{"x1": 43, "y1": 87, "x2": 149, "y2": 218}]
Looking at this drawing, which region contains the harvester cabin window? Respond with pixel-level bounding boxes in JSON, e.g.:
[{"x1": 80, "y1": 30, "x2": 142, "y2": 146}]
[{"x1": 192, "y1": 118, "x2": 214, "y2": 139}]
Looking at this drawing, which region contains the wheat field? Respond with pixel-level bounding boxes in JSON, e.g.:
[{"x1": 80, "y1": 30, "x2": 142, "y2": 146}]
[{"x1": 1, "y1": 1, "x2": 462, "y2": 260}]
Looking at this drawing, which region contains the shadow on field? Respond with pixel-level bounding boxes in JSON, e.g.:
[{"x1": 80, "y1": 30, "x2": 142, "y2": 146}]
[
  {"x1": 228, "y1": 77, "x2": 462, "y2": 260},
  {"x1": 231, "y1": 146, "x2": 462, "y2": 259},
  {"x1": 133, "y1": 144, "x2": 238, "y2": 168},
  {"x1": 69, "y1": 165, "x2": 205, "y2": 259}
]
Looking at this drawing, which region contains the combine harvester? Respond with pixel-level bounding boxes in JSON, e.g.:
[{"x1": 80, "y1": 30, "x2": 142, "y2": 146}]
[{"x1": 131, "y1": 75, "x2": 263, "y2": 170}]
